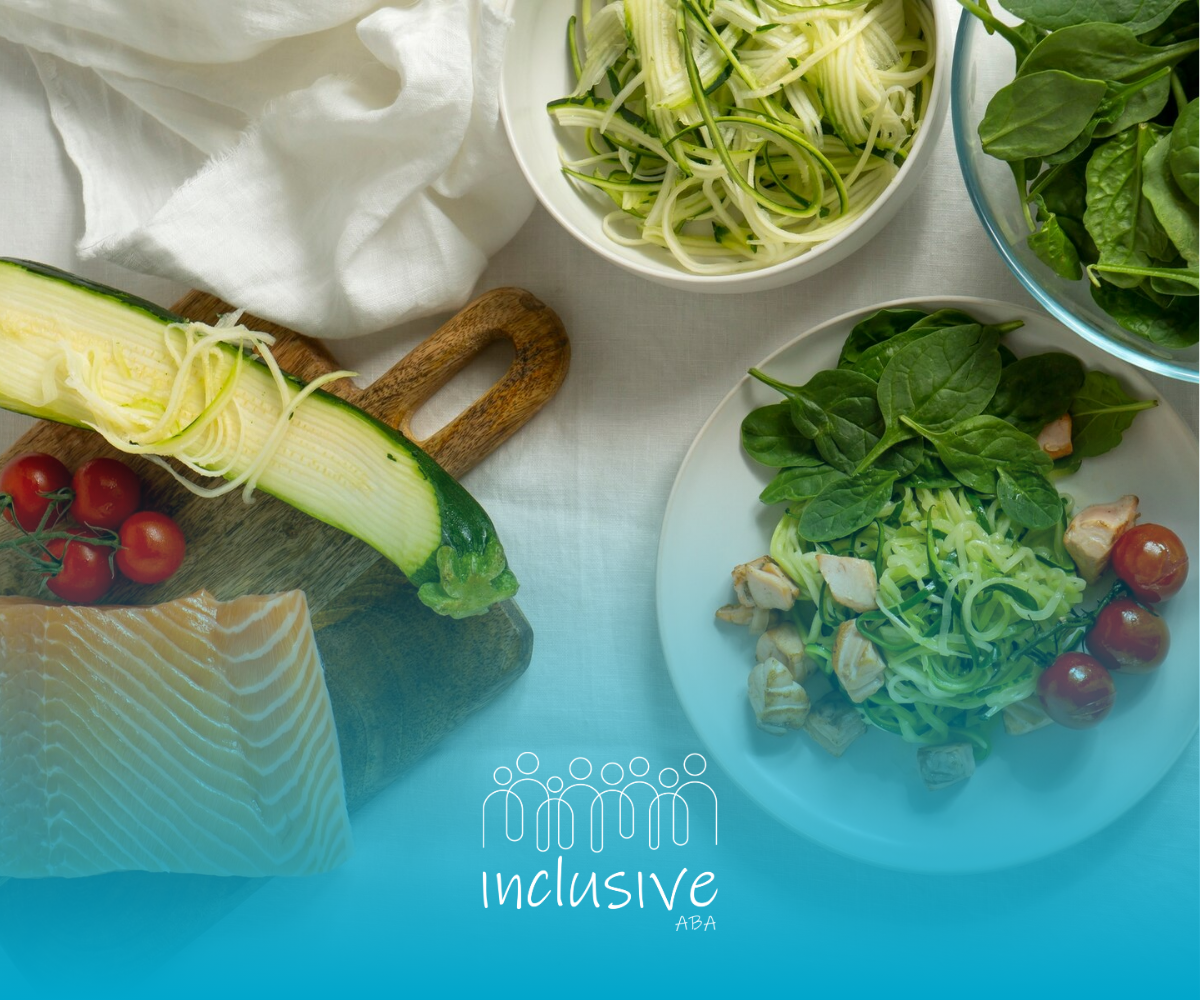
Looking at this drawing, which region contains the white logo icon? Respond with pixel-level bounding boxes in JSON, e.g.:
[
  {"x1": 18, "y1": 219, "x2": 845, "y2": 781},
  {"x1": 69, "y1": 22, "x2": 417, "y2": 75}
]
[{"x1": 483, "y1": 753, "x2": 717, "y2": 851}]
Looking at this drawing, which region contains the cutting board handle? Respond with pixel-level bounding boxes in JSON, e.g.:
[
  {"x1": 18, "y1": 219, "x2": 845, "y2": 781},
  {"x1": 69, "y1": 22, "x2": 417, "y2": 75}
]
[{"x1": 353, "y1": 288, "x2": 569, "y2": 479}]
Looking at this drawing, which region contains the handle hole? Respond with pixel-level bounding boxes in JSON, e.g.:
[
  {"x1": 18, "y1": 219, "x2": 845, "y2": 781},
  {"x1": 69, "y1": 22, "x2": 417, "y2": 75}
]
[{"x1": 408, "y1": 338, "x2": 516, "y2": 441}]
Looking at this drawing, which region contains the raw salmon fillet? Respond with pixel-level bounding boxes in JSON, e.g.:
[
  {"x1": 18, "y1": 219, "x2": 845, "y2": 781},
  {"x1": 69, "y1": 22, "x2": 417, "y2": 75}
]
[{"x1": 0, "y1": 590, "x2": 353, "y2": 878}]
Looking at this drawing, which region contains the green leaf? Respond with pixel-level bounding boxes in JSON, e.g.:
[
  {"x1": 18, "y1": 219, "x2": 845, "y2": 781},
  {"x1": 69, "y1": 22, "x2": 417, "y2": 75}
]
[
  {"x1": 837, "y1": 308, "x2": 929, "y2": 368},
  {"x1": 797, "y1": 469, "x2": 898, "y2": 543},
  {"x1": 760, "y1": 460, "x2": 846, "y2": 504},
  {"x1": 1028, "y1": 201, "x2": 1084, "y2": 279},
  {"x1": 1084, "y1": 124, "x2": 1174, "y2": 288},
  {"x1": 1090, "y1": 281, "x2": 1199, "y2": 347},
  {"x1": 1018, "y1": 22, "x2": 1199, "y2": 83},
  {"x1": 876, "y1": 324, "x2": 1003, "y2": 438},
  {"x1": 997, "y1": 466, "x2": 1063, "y2": 529},
  {"x1": 741, "y1": 402, "x2": 815, "y2": 467},
  {"x1": 1143, "y1": 134, "x2": 1199, "y2": 264},
  {"x1": 899, "y1": 452, "x2": 959, "y2": 490},
  {"x1": 985, "y1": 352, "x2": 1086, "y2": 433},
  {"x1": 1001, "y1": 0, "x2": 1178, "y2": 35},
  {"x1": 1169, "y1": 98, "x2": 1198, "y2": 206},
  {"x1": 1068, "y1": 370, "x2": 1159, "y2": 458},
  {"x1": 907, "y1": 415, "x2": 1051, "y2": 494},
  {"x1": 979, "y1": 70, "x2": 1108, "y2": 161},
  {"x1": 784, "y1": 369, "x2": 886, "y2": 474}
]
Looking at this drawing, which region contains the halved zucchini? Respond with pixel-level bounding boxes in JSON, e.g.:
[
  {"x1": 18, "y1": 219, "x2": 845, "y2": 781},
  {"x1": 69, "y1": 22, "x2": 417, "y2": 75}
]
[{"x1": 0, "y1": 258, "x2": 517, "y2": 619}]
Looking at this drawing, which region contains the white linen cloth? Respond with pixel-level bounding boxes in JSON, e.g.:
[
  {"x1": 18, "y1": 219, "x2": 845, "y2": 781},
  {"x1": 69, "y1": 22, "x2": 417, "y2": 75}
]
[{"x1": 0, "y1": 0, "x2": 534, "y2": 338}]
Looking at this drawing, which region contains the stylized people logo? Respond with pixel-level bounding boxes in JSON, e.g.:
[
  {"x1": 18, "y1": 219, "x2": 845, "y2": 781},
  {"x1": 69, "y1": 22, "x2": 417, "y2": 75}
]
[{"x1": 483, "y1": 752, "x2": 717, "y2": 851}]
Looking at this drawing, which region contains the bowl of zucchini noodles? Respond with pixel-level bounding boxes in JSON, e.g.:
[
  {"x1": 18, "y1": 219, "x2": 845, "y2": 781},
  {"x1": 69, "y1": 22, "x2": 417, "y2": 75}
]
[{"x1": 500, "y1": 0, "x2": 951, "y2": 292}]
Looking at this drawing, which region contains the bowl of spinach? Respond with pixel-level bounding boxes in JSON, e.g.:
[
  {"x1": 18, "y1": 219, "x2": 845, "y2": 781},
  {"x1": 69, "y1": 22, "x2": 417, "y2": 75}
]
[{"x1": 951, "y1": 0, "x2": 1198, "y2": 383}]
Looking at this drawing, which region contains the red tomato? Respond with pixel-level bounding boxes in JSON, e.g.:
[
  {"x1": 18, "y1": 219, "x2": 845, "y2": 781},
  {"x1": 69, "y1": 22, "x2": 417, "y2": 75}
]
[
  {"x1": 116, "y1": 511, "x2": 186, "y2": 584},
  {"x1": 70, "y1": 457, "x2": 142, "y2": 530},
  {"x1": 1037, "y1": 652, "x2": 1116, "y2": 729},
  {"x1": 42, "y1": 529, "x2": 116, "y2": 604},
  {"x1": 1111, "y1": 524, "x2": 1189, "y2": 603},
  {"x1": 1087, "y1": 599, "x2": 1170, "y2": 674},
  {"x1": 1, "y1": 453, "x2": 71, "y2": 532}
]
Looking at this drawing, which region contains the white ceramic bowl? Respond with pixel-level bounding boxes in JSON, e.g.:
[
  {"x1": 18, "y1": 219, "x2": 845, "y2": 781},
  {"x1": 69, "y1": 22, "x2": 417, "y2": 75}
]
[{"x1": 500, "y1": 0, "x2": 952, "y2": 293}]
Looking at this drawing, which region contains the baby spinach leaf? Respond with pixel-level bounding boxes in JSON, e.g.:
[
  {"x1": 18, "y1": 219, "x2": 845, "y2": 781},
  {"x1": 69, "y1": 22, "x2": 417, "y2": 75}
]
[
  {"x1": 741, "y1": 402, "x2": 815, "y2": 467},
  {"x1": 899, "y1": 452, "x2": 959, "y2": 490},
  {"x1": 837, "y1": 308, "x2": 929, "y2": 368},
  {"x1": 979, "y1": 70, "x2": 1108, "y2": 160},
  {"x1": 1091, "y1": 72, "x2": 1171, "y2": 139},
  {"x1": 1084, "y1": 124, "x2": 1174, "y2": 287},
  {"x1": 997, "y1": 466, "x2": 1063, "y2": 529},
  {"x1": 797, "y1": 468, "x2": 898, "y2": 543},
  {"x1": 986, "y1": 352, "x2": 1086, "y2": 433},
  {"x1": 1017, "y1": 22, "x2": 1199, "y2": 83},
  {"x1": 874, "y1": 324, "x2": 1003, "y2": 450},
  {"x1": 1169, "y1": 98, "x2": 1198, "y2": 206},
  {"x1": 751, "y1": 367, "x2": 884, "y2": 475},
  {"x1": 1090, "y1": 281, "x2": 1199, "y2": 346},
  {"x1": 905, "y1": 415, "x2": 1051, "y2": 494},
  {"x1": 1069, "y1": 369, "x2": 1159, "y2": 458},
  {"x1": 907, "y1": 308, "x2": 984, "y2": 332},
  {"x1": 1028, "y1": 200, "x2": 1084, "y2": 279},
  {"x1": 1002, "y1": 0, "x2": 1178, "y2": 35},
  {"x1": 760, "y1": 459, "x2": 845, "y2": 504},
  {"x1": 853, "y1": 323, "x2": 965, "y2": 381}
]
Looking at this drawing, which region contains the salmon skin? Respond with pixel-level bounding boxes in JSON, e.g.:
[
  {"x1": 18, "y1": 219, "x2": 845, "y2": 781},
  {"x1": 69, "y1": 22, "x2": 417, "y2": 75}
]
[{"x1": 0, "y1": 590, "x2": 353, "y2": 878}]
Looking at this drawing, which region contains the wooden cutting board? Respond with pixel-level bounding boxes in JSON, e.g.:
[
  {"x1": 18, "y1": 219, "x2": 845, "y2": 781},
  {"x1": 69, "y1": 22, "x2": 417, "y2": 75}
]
[{"x1": 0, "y1": 286, "x2": 569, "y2": 977}]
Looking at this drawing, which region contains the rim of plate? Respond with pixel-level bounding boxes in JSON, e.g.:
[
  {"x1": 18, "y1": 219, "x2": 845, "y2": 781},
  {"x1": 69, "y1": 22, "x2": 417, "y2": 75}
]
[
  {"x1": 950, "y1": 12, "x2": 1199, "y2": 385},
  {"x1": 655, "y1": 294, "x2": 1199, "y2": 874}
]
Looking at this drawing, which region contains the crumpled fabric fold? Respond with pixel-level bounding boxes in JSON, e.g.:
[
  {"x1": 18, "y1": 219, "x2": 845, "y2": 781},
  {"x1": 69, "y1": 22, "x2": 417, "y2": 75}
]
[{"x1": 0, "y1": 0, "x2": 534, "y2": 337}]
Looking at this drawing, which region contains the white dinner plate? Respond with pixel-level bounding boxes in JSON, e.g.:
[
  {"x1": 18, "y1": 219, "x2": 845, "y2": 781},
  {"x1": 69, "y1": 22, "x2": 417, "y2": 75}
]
[{"x1": 656, "y1": 296, "x2": 1199, "y2": 873}]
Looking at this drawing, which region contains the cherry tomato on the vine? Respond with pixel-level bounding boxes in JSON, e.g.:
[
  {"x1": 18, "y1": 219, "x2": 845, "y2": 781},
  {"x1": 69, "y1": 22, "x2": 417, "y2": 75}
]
[
  {"x1": 1037, "y1": 652, "x2": 1116, "y2": 730},
  {"x1": 42, "y1": 528, "x2": 116, "y2": 604},
  {"x1": 1, "y1": 453, "x2": 71, "y2": 532},
  {"x1": 1111, "y1": 524, "x2": 1189, "y2": 603},
  {"x1": 71, "y1": 457, "x2": 142, "y2": 530},
  {"x1": 1087, "y1": 598, "x2": 1170, "y2": 674},
  {"x1": 116, "y1": 511, "x2": 186, "y2": 585}
]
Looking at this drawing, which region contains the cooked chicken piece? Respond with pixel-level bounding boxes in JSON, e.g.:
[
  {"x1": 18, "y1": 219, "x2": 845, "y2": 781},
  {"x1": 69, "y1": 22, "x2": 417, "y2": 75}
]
[
  {"x1": 816, "y1": 554, "x2": 879, "y2": 612},
  {"x1": 804, "y1": 691, "x2": 867, "y2": 757},
  {"x1": 831, "y1": 619, "x2": 887, "y2": 703},
  {"x1": 917, "y1": 743, "x2": 976, "y2": 791},
  {"x1": 715, "y1": 604, "x2": 754, "y2": 626},
  {"x1": 1037, "y1": 414, "x2": 1073, "y2": 460},
  {"x1": 748, "y1": 657, "x2": 811, "y2": 735},
  {"x1": 1064, "y1": 495, "x2": 1140, "y2": 583},
  {"x1": 732, "y1": 556, "x2": 800, "y2": 611},
  {"x1": 1002, "y1": 696, "x2": 1054, "y2": 736},
  {"x1": 755, "y1": 624, "x2": 810, "y2": 682},
  {"x1": 749, "y1": 608, "x2": 774, "y2": 637}
]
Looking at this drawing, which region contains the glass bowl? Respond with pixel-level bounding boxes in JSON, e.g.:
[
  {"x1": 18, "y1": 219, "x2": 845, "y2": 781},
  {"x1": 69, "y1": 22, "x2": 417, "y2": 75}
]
[{"x1": 951, "y1": 11, "x2": 1199, "y2": 383}]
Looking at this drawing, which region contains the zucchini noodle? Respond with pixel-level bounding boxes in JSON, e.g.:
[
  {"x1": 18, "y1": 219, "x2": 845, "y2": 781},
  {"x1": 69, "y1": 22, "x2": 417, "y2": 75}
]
[
  {"x1": 549, "y1": 0, "x2": 936, "y2": 273},
  {"x1": 55, "y1": 312, "x2": 355, "y2": 504},
  {"x1": 770, "y1": 487, "x2": 1086, "y2": 757}
]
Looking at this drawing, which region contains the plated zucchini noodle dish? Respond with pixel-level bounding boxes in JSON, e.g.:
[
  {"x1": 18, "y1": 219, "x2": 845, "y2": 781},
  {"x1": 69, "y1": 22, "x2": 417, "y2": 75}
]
[
  {"x1": 716, "y1": 306, "x2": 1190, "y2": 790},
  {"x1": 548, "y1": 0, "x2": 937, "y2": 273}
]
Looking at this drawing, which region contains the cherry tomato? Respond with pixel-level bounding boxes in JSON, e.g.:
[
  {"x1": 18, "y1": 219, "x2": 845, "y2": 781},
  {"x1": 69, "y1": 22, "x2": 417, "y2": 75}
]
[
  {"x1": 70, "y1": 457, "x2": 142, "y2": 530},
  {"x1": 1087, "y1": 599, "x2": 1170, "y2": 674},
  {"x1": 0, "y1": 453, "x2": 71, "y2": 532},
  {"x1": 1111, "y1": 524, "x2": 1189, "y2": 603},
  {"x1": 1037, "y1": 652, "x2": 1116, "y2": 729},
  {"x1": 116, "y1": 511, "x2": 186, "y2": 584},
  {"x1": 42, "y1": 529, "x2": 116, "y2": 604}
]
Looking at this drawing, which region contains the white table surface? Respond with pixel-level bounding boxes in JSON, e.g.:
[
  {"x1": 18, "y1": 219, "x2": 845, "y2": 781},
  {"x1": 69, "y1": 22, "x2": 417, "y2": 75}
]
[{"x1": 0, "y1": 21, "x2": 1196, "y2": 998}]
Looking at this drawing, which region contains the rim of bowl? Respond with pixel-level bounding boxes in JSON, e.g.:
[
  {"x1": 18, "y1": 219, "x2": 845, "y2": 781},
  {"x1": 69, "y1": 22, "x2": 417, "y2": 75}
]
[
  {"x1": 951, "y1": 11, "x2": 1199, "y2": 384},
  {"x1": 500, "y1": 0, "x2": 951, "y2": 288}
]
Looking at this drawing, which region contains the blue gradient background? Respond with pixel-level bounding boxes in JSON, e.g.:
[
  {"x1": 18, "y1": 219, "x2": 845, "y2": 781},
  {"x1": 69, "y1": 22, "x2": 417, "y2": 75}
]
[{"x1": 0, "y1": 17, "x2": 1197, "y2": 995}]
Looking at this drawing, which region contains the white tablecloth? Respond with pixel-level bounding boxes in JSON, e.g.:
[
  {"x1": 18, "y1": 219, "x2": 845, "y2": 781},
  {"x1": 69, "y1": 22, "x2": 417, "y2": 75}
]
[{"x1": 0, "y1": 24, "x2": 1196, "y2": 999}]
